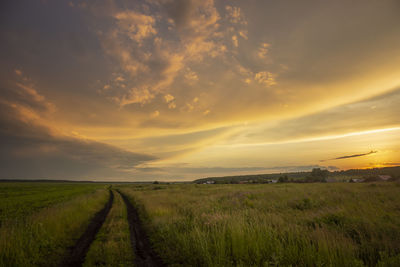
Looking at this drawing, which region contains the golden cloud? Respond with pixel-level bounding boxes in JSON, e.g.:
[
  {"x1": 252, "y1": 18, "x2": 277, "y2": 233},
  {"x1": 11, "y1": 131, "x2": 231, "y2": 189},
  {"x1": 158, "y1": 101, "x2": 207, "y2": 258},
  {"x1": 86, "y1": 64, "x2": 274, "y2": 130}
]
[
  {"x1": 114, "y1": 11, "x2": 157, "y2": 45},
  {"x1": 254, "y1": 71, "x2": 276, "y2": 87},
  {"x1": 257, "y1": 43, "x2": 270, "y2": 59}
]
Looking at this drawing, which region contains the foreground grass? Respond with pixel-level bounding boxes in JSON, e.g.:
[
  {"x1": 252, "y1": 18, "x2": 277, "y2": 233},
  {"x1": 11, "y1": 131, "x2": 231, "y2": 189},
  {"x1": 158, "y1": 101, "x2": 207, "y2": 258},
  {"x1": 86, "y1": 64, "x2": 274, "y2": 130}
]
[
  {"x1": 84, "y1": 190, "x2": 134, "y2": 267},
  {"x1": 120, "y1": 183, "x2": 400, "y2": 266},
  {"x1": 0, "y1": 184, "x2": 108, "y2": 266}
]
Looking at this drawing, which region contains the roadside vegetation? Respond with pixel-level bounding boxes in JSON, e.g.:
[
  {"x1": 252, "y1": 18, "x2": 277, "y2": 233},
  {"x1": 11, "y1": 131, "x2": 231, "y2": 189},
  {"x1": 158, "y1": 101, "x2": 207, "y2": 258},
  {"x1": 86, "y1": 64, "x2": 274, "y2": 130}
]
[{"x1": 120, "y1": 182, "x2": 400, "y2": 266}]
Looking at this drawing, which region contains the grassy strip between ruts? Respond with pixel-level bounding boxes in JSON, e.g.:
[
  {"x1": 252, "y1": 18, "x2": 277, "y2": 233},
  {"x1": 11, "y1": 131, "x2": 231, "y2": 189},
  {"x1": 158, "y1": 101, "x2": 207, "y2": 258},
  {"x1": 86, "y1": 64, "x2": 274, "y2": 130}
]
[
  {"x1": 0, "y1": 187, "x2": 109, "y2": 266},
  {"x1": 83, "y1": 190, "x2": 134, "y2": 266},
  {"x1": 119, "y1": 183, "x2": 400, "y2": 267}
]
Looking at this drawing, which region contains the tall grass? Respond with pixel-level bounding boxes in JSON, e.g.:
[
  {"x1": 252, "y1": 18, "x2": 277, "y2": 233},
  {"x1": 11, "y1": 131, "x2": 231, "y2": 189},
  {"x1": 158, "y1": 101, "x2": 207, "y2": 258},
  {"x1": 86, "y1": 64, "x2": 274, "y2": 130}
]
[
  {"x1": 83, "y1": 190, "x2": 134, "y2": 266},
  {"x1": 0, "y1": 186, "x2": 108, "y2": 266},
  {"x1": 120, "y1": 183, "x2": 400, "y2": 266}
]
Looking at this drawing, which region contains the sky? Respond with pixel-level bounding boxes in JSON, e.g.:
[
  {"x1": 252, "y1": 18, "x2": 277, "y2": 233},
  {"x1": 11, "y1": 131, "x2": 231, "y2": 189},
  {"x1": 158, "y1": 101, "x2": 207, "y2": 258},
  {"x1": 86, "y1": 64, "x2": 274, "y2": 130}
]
[{"x1": 1, "y1": 0, "x2": 400, "y2": 181}]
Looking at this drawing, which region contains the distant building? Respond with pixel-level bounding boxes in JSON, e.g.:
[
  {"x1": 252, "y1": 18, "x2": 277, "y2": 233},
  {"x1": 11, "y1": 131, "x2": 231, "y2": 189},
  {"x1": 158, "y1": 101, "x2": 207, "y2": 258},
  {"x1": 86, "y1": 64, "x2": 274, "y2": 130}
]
[
  {"x1": 378, "y1": 175, "x2": 391, "y2": 181},
  {"x1": 205, "y1": 180, "x2": 215, "y2": 184},
  {"x1": 349, "y1": 178, "x2": 364, "y2": 183}
]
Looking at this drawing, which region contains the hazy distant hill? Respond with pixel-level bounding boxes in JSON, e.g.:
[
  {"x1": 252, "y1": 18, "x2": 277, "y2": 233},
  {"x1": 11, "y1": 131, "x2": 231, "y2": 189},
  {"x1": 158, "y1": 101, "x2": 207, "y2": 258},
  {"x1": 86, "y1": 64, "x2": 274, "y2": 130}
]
[{"x1": 194, "y1": 166, "x2": 400, "y2": 184}]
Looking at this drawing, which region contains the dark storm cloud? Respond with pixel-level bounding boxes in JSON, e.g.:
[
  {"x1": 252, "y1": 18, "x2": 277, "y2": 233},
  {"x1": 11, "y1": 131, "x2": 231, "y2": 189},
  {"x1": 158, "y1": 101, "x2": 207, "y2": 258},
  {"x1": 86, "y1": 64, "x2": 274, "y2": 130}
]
[
  {"x1": 148, "y1": 0, "x2": 206, "y2": 30},
  {"x1": 164, "y1": 0, "x2": 194, "y2": 29},
  {"x1": 0, "y1": 84, "x2": 155, "y2": 180}
]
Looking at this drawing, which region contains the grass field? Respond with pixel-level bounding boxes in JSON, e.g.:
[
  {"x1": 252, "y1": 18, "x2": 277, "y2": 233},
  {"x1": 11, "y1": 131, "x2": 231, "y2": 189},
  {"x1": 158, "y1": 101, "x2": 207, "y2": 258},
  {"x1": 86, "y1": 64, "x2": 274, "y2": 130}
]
[
  {"x1": 1, "y1": 182, "x2": 400, "y2": 266},
  {"x1": 0, "y1": 183, "x2": 108, "y2": 266},
  {"x1": 120, "y1": 182, "x2": 400, "y2": 266},
  {"x1": 0, "y1": 183, "x2": 106, "y2": 224}
]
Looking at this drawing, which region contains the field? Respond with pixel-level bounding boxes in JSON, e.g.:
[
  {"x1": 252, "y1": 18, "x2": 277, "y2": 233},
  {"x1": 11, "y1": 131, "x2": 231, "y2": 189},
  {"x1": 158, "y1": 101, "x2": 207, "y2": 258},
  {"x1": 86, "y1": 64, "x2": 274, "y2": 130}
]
[{"x1": 1, "y1": 182, "x2": 400, "y2": 266}]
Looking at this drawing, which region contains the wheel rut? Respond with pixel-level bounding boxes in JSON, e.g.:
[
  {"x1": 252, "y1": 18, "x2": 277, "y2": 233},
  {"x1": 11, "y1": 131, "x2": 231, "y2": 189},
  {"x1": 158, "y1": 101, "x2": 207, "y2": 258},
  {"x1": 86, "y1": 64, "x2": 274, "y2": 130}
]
[
  {"x1": 117, "y1": 190, "x2": 165, "y2": 267},
  {"x1": 60, "y1": 190, "x2": 114, "y2": 267}
]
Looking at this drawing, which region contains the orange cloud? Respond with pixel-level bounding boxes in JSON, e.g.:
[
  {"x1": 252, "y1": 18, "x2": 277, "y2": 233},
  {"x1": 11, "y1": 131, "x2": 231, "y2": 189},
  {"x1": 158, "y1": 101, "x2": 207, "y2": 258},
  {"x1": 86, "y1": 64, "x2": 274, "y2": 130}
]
[
  {"x1": 257, "y1": 43, "x2": 270, "y2": 59},
  {"x1": 164, "y1": 94, "x2": 175, "y2": 103},
  {"x1": 114, "y1": 11, "x2": 157, "y2": 45},
  {"x1": 232, "y1": 35, "x2": 238, "y2": 47},
  {"x1": 225, "y1": 5, "x2": 247, "y2": 25},
  {"x1": 254, "y1": 71, "x2": 276, "y2": 87},
  {"x1": 116, "y1": 87, "x2": 154, "y2": 106}
]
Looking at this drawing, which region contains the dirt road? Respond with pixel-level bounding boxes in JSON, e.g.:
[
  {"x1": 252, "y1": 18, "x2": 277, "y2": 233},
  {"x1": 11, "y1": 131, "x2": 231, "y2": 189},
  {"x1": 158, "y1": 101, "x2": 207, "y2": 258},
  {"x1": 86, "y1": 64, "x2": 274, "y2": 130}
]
[
  {"x1": 118, "y1": 190, "x2": 165, "y2": 267},
  {"x1": 60, "y1": 190, "x2": 114, "y2": 267}
]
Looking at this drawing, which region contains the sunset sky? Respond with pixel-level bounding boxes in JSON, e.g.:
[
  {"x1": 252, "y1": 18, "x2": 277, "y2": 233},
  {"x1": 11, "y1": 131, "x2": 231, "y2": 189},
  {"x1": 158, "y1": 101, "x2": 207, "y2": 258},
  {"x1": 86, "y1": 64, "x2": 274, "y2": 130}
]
[{"x1": 1, "y1": 0, "x2": 400, "y2": 181}]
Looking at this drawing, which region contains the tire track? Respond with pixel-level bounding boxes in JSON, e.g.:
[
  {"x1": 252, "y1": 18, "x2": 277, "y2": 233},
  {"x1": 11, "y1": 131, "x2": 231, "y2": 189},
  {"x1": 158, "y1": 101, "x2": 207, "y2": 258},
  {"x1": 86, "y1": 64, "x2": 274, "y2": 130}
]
[
  {"x1": 60, "y1": 190, "x2": 114, "y2": 267},
  {"x1": 117, "y1": 190, "x2": 165, "y2": 267}
]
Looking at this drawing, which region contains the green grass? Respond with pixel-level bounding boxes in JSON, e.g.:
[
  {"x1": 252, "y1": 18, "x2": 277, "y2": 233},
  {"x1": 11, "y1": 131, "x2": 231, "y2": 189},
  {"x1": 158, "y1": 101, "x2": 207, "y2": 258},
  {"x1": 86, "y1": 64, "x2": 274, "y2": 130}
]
[
  {"x1": 0, "y1": 182, "x2": 105, "y2": 225},
  {"x1": 2, "y1": 182, "x2": 400, "y2": 266},
  {"x1": 0, "y1": 183, "x2": 108, "y2": 266},
  {"x1": 84, "y1": 190, "x2": 134, "y2": 267},
  {"x1": 120, "y1": 183, "x2": 400, "y2": 267}
]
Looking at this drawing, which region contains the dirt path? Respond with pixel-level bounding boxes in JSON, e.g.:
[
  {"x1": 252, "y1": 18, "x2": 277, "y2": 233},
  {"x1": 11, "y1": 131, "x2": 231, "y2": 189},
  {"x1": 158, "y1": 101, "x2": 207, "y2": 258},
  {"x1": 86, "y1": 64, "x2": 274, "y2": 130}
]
[
  {"x1": 60, "y1": 190, "x2": 114, "y2": 267},
  {"x1": 117, "y1": 190, "x2": 165, "y2": 267}
]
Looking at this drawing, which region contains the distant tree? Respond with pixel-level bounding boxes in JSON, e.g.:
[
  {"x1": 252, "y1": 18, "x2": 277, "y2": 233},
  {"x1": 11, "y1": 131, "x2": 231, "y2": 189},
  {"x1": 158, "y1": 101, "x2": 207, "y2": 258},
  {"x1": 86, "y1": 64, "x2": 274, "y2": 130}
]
[
  {"x1": 311, "y1": 168, "x2": 328, "y2": 177},
  {"x1": 278, "y1": 175, "x2": 289, "y2": 183},
  {"x1": 153, "y1": 181, "x2": 159, "y2": 184},
  {"x1": 305, "y1": 168, "x2": 328, "y2": 182}
]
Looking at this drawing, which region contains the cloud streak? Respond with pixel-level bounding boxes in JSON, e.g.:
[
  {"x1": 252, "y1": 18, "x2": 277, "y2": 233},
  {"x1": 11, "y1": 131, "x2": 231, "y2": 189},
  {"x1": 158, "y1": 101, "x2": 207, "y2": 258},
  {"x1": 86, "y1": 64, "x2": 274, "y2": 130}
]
[{"x1": 321, "y1": 151, "x2": 377, "y2": 162}]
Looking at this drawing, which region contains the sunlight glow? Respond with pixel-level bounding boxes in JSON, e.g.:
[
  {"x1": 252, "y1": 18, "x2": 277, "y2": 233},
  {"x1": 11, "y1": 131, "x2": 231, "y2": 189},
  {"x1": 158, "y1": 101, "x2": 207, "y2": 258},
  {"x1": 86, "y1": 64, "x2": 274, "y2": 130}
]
[{"x1": 224, "y1": 127, "x2": 400, "y2": 148}]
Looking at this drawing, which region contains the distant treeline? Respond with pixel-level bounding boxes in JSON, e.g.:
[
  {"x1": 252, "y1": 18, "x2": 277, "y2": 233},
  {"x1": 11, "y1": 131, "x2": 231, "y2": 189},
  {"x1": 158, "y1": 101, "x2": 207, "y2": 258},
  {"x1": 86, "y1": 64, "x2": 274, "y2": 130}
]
[
  {"x1": 194, "y1": 166, "x2": 400, "y2": 184},
  {"x1": 331, "y1": 166, "x2": 400, "y2": 178},
  {"x1": 0, "y1": 179, "x2": 95, "y2": 183}
]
